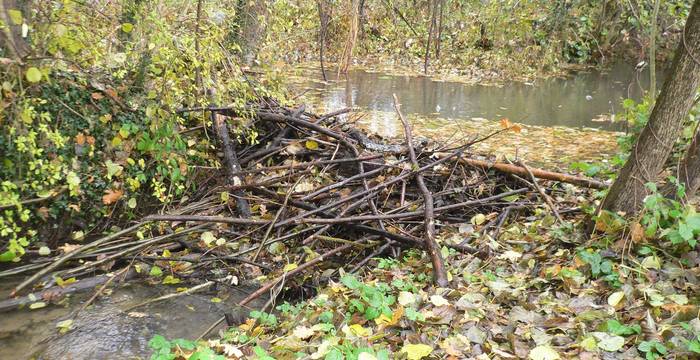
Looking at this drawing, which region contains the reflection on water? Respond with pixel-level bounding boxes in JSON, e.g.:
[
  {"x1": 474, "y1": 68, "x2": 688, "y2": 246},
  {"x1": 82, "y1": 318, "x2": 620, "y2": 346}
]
[{"x1": 294, "y1": 62, "x2": 664, "y2": 130}]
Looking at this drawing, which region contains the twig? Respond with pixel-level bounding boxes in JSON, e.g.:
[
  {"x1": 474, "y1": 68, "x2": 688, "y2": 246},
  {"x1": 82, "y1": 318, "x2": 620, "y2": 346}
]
[
  {"x1": 517, "y1": 160, "x2": 563, "y2": 223},
  {"x1": 124, "y1": 280, "x2": 215, "y2": 312},
  {"x1": 394, "y1": 94, "x2": 448, "y2": 287},
  {"x1": 11, "y1": 222, "x2": 146, "y2": 296}
]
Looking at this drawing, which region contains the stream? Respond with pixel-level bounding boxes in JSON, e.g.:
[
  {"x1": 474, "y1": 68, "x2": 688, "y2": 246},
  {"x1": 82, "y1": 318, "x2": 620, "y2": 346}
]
[{"x1": 0, "y1": 278, "x2": 265, "y2": 360}]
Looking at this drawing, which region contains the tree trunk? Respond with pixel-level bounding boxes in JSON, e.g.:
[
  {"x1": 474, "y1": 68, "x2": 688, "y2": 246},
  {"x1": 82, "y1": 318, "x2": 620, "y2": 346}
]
[
  {"x1": 0, "y1": 0, "x2": 30, "y2": 60},
  {"x1": 600, "y1": 0, "x2": 700, "y2": 216},
  {"x1": 317, "y1": 0, "x2": 328, "y2": 81},
  {"x1": 670, "y1": 120, "x2": 700, "y2": 199}
]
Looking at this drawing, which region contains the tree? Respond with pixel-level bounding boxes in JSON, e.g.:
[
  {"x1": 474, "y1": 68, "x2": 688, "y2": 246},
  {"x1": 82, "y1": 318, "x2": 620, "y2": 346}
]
[
  {"x1": 600, "y1": 0, "x2": 700, "y2": 216},
  {"x1": 670, "y1": 115, "x2": 700, "y2": 199}
]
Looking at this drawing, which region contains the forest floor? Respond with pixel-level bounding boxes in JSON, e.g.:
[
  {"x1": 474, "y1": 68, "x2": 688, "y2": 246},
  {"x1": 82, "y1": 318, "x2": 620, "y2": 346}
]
[{"x1": 141, "y1": 106, "x2": 700, "y2": 360}]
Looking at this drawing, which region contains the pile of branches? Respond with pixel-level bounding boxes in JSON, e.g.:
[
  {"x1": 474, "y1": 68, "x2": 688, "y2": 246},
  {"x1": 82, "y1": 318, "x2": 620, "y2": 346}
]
[{"x1": 1, "y1": 97, "x2": 606, "y2": 322}]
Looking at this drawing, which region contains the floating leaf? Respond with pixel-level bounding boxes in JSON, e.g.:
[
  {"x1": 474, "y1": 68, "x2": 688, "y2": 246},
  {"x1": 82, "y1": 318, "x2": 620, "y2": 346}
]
[
  {"x1": 56, "y1": 319, "x2": 73, "y2": 334},
  {"x1": 29, "y1": 302, "x2": 47, "y2": 309},
  {"x1": 401, "y1": 343, "x2": 433, "y2": 360}
]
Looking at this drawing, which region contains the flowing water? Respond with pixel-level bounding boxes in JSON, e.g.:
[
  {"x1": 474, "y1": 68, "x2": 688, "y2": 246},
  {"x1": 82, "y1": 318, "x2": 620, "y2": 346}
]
[{"x1": 0, "y1": 278, "x2": 265, "y2": 360}]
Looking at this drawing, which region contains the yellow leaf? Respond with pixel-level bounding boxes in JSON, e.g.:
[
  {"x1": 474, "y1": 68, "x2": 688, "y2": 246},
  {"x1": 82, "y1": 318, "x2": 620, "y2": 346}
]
[
  {"x1": 305, "y1": 140, "x2": 319, "y2": 150},
  {"x1": 401, "y1": 343, "x2": 433, "y2": 360},
  {"x1": 607, "y1": 291, "x2": 625, "y2": 307},
  {"x1": 283, "y1": 263, "x2": 298, "y2": 272},
  {"x1": 374, "y1": 313, "x2": 393, "y2": 326},
  {"x1": 25, "y1": 67, "x2": 42, "y2": 83},
  {"x1": 348, "y1": 324, "x2": 371, "y2": 337},
  {"x1": 211, "y1": 297, "x2": 222, "y2": 303}
]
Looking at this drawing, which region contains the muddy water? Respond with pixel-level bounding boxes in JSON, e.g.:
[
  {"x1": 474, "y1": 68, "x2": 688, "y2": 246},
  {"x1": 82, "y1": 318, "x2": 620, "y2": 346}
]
[
  {"x1": 293, "y1": 62, "x2": 663, "y2": 130},
  {"x1": 0, "y1": 278, "x2": 265, "y2": 360}
]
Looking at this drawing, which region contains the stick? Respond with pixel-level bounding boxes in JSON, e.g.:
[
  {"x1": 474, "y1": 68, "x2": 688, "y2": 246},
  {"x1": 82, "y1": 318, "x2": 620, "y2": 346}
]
[
  {"x1": 212, "y1": 111, "x2": 251, "y2": 217},
  {"x1": 457, "y1": 157, "x2": 607, "y2": 189},
  {"x1": 297, "y1": 188, "x2": 528, "y2": 224},
  {"x1": 11, "y1": 222, "x2": 146, "y2": 296},
  {"x1": 394, "y1": 94, "x2": 448, "y2": 287},
  {"x1": 124, "y1": 280, "x2": 215, "y2": 312},
  {"x1": 144, "y1": 214, "x2": 268, "y2": 225},
  {"x1": 238, "y1": 244, "x2": 354, "y2": 307},
  {"x1": 518, "y1": 160, "x2": 564, "y2": 223}
]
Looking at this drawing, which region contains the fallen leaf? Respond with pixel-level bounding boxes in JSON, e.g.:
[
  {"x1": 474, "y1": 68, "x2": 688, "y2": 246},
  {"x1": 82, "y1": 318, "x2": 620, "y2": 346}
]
[
  {"x1": 401, "y1": 343, "x2": 433, "y2": 360},
  {"x1": 528, "y1": 345, "x2": 560, "y2": 360},
  {"x1": 102, "y1": 189, "x2": 123, "y2": 205}
]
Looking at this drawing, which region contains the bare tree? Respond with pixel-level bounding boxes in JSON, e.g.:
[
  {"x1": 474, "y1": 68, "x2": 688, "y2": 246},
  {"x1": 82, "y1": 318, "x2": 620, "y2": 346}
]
[{"x1": 600, "y1": 0, "x2": 700, "y2": 216}]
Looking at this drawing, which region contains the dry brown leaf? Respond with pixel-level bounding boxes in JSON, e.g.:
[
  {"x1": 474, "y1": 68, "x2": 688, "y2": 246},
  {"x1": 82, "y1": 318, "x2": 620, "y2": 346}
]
[
  {"x1": 630, "y1": 222, "x2": 645, "y2": 243},
  {"x1": 91, "y1": 92, "x2": 104, "y2": 100},
  {"x1": 102, "y1": 189, "x2": 124, "y2": 205},
  {"x1": 75, "y1": 133, "x2": 85, "y2": 145}
]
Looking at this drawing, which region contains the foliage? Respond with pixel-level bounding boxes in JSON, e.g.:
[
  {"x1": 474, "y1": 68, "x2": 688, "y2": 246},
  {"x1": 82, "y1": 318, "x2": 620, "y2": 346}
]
[{"x1": 0, "y1": 0, "x2": 285, "y2": 261}]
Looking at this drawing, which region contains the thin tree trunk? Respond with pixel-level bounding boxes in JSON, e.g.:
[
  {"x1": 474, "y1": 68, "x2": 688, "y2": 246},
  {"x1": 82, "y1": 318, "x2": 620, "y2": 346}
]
[
  {"x1": 435, "y1": 0, "x2": 445, "y2": 58},
  {"x1": 669, "y1": 119, "x2": 700, "y2": 199},
  {"x1": 423, "y1": 0, "x2": 438, "y2": 74},
  {"x1": 650, "y1": 0, "x2": 661, "y2": 100},
  {"x1": 600, "y1": 0, "x2": 700, "y2": 216},
  {"x1": 317, "y1": 0, "x2": 328, "y2": 81}
]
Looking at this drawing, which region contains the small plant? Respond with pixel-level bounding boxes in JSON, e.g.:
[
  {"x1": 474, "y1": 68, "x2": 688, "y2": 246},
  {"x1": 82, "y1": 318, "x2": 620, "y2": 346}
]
[
  {"x1": 638, "y1": 340, "x2": 667, "y2": 360},
  {"x1": 642, "y1": 181, "x2": 700, "y2": 248},
  {"x1": 341, "y1": 274, "x2": 396, "y2": 321},
  {"x1": 606, "y1": 319, "x2": 641, "y2": 336},
  {"x1": 578, "y1": 249, "x2": 622, "y2": 287}
]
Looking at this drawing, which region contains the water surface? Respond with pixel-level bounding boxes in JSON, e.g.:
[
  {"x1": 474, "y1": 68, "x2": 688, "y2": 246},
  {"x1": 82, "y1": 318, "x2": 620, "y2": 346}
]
[{"x1": 294, "y1": 62, "x2": 663, "y2": 130}]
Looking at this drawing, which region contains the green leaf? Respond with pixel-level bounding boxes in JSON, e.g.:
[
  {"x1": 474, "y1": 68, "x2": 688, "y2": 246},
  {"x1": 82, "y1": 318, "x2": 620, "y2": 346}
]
[
  {"x1": 0, "y1": 250, "x2": 16, "y2": 262},
  {"x1": 149, "y1": 335, "x2": 170, "y2": 351},
  {"x1": 341, "y1": 274, "x2": 361, "y2": 289},
  {"x1": 162, "y1": 275, "x2": 180, "y2": 285},
  {"x1": 25, "y1": 67, "x2": 42, "y2": 83},
  {"x1": 149, "y1": 266, "x2": 163, "y2": 277},
  {"x1": 121, "y1": 23, "x2": 134, "y2": 33}
]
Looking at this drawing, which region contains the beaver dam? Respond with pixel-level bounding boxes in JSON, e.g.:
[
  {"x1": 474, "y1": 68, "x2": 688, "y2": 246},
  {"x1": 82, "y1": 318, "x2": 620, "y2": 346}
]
[{"x1": 0, "y1": 98, "x2": 606, "y2": 359}]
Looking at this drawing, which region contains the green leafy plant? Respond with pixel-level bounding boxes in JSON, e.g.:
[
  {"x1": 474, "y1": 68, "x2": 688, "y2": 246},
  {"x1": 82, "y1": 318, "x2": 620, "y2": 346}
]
[
  {"x1": 578, "y1": 249, "x2": 622, "y2": 287},
  {"x1": 341, "y1": 274, "x2": 396, "y2": 321},
  {"x1": 638, "y1": 340, "x2": 668, "y2": 360}
]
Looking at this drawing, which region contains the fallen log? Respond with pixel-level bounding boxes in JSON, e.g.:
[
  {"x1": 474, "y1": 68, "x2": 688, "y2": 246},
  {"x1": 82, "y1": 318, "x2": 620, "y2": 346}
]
[{"x1": 456, "y1": 157, "x2": 608, "y2": 189}]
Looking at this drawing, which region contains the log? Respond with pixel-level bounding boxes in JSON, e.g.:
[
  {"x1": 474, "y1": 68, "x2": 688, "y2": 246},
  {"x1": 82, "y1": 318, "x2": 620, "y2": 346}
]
[{"x1": 456, "y1": 157, "x2": 607, "y2": 189}]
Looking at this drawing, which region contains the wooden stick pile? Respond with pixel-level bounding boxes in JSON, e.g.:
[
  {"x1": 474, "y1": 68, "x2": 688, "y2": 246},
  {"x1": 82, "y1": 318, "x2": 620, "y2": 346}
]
[{"x1": 2, "y1": 98, "x2": 605, "y2": 313}]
